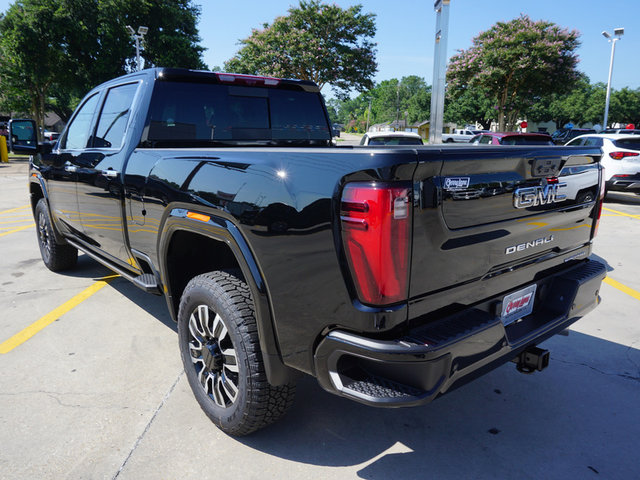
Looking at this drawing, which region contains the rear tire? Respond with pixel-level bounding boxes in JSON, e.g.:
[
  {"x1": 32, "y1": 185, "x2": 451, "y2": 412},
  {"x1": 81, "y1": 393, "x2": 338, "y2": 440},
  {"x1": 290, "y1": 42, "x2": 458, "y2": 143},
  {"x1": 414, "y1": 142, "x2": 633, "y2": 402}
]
[
  {"x1": 178, "y1": 270, "x2": 295, "y2": 436},
  {"x1": 35, "y1": 198, "x2": 77, "y2": 271}
]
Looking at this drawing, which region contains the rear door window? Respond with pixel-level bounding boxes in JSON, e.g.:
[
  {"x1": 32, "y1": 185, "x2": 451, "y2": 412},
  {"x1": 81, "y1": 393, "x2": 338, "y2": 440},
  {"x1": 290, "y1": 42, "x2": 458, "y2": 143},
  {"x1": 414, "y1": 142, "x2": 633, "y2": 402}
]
[
  {"x1": 61, "y1": 93, "x2": 100, "y2": 150},
  {"x1": 93, "y1": 82, "x2": 139, "y2": 149}
]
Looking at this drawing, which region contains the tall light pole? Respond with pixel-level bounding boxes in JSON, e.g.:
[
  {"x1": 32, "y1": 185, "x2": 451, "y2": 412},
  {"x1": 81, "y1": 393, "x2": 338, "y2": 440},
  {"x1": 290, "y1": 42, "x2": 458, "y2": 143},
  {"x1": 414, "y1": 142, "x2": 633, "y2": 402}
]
[
  {"x1": 602, "y1": 27, "x2": 624, "y2": 129},
  {"x1": 126, "y1": 25, "x2": 149, "y2": 71},
  {"x1": 429, "y1": 0, "x2": 451, "y2": 144}
]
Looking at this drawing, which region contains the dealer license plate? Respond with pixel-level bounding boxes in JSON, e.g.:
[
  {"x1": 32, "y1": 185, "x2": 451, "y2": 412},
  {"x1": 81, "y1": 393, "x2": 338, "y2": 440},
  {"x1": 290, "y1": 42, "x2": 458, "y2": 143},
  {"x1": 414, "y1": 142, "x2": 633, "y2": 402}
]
[{"x1": 500, "y1": 284, "x2": 537, "y2": 326}]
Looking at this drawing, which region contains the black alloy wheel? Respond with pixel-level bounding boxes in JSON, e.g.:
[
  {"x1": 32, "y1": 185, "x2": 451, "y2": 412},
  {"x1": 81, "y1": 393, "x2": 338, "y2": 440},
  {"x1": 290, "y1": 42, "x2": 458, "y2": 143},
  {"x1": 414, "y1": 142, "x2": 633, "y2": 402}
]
[
  {"x1": 187, "y1": 304, "x2": 240, "y2": 408},
  {"x1": 35, "y1": 199, "x2": 77, "y2": 271},
  {"x1": 178, "y1": 270, "x2": 295, "y2": 436}
]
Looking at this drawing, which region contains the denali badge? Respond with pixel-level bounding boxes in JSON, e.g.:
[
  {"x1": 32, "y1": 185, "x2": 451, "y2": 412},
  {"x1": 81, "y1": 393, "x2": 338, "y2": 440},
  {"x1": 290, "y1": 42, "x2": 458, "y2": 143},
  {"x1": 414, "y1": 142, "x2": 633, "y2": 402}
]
[
  {"x1": 506, "y1": 235, "x2": 554, "y2": 254},
  {"x1": 513, "y1": 183, "x2": 567, "y2": 208}
]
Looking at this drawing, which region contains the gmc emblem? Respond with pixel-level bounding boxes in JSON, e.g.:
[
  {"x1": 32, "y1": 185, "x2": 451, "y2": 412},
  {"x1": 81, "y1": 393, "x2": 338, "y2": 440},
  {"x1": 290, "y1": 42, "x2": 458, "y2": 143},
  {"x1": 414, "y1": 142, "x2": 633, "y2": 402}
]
[{"x1": 513, "y1": 183, "x2": 567, "y2": 208}]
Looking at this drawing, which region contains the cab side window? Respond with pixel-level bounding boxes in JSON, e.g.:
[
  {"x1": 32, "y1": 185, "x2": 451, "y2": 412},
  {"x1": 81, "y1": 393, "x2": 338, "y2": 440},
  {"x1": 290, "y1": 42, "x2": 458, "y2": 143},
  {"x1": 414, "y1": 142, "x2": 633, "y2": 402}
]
[
  {"x1": 93, "y1": 83, "x2": 139, "y2": 149},
  {"x1": 61, "y1": 93, "x2": 100, "y2": 150}
]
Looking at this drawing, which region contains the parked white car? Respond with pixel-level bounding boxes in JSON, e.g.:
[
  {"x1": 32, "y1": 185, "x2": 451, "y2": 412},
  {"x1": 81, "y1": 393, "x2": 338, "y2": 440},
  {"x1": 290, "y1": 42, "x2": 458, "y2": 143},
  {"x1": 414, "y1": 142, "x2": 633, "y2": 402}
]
[
  {"x1": 566, "y1": 134, "x2": 640, "y2": 194},
  {"x1": 359, "y1": 131, "x2": 423, "y2": 146}
]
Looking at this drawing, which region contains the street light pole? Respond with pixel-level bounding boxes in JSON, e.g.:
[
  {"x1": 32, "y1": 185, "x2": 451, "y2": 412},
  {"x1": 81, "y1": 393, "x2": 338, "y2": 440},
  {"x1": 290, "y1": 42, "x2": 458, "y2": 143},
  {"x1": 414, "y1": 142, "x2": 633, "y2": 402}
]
[
  {"x1": 602, "y1": 27, "x2": 624, "y2": 129},
  {"x1": 429, "y1": 0, "x2": 451, "y2": 144},
  {"x1": 126, "y1": 25, "x2": 149, "y2": 72}
]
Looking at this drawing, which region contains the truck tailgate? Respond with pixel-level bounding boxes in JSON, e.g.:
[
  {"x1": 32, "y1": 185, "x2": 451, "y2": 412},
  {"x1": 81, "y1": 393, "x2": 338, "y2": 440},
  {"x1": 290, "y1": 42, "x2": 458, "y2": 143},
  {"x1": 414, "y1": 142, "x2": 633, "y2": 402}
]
[{"x1": 409, "y1": 146, "x2": 601, "y2": 317}]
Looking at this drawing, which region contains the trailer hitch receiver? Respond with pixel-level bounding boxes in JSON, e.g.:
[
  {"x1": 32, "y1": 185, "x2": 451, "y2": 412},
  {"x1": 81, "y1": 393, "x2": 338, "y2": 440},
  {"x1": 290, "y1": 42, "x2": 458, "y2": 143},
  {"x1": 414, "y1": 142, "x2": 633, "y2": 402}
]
[{"x1": 513, "y1": 346, "x2": 550, "y2": 374}]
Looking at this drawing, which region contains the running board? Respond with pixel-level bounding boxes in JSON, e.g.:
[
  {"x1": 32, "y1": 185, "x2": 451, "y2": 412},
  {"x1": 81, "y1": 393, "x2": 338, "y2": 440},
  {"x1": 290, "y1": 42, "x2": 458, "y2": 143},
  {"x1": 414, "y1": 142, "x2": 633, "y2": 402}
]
[{"x1": 65, "y1": 238, "x2": 162, "y2": 295}]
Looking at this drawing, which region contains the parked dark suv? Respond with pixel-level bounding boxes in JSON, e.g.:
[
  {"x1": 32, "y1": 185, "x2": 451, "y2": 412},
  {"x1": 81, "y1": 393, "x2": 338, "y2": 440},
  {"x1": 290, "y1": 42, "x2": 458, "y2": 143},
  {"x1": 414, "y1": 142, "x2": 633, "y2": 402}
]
[{"x1": 551, "y1": 128, "x2": 596, "y2": 145}]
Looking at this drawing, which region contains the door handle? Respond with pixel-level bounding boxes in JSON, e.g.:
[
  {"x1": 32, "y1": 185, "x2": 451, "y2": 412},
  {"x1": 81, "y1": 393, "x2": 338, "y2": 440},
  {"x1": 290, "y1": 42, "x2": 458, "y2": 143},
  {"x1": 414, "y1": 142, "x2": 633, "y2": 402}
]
[
  {"x1": 102, "y1": 169, "x2": 119, "y2": 178},
  {"x1": 64, "y1": 165, "x2": 77, "y2": 173}
]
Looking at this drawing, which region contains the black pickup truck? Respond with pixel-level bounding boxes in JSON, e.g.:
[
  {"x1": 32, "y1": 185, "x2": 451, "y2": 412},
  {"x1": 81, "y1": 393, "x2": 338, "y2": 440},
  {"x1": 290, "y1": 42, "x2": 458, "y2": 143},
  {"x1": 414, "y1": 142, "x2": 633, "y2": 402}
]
[{"x1": 9, "y1": 68, "x2": 606, "y2": 436}]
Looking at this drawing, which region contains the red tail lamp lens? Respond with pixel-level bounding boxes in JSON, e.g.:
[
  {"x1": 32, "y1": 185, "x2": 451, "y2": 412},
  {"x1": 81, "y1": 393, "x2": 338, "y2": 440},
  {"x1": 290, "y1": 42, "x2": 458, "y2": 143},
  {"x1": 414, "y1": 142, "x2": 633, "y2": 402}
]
[
  {"x1": 609, "y1": 151, "x2": 639, "y2": 160},
  {"x1": 340, "y1": 182, "x2": 411, "y2": 306}
]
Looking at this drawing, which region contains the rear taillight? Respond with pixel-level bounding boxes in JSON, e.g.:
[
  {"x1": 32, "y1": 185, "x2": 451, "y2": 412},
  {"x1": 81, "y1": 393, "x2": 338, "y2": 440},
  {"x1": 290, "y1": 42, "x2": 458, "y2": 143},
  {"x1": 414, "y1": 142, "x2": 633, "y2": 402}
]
[
  {"x1": 609, "y1": 151, "x2": 639, "y2": 160},
  {"x1": 340, "y1": 182, "x2": 411, "y2": 306}
]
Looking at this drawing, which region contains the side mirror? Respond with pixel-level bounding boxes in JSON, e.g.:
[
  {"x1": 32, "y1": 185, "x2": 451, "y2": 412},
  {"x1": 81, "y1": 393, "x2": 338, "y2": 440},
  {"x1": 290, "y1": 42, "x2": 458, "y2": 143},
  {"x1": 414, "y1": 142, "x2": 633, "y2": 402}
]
[
  {"x1": 332, "y1": 128, "x2": 341, "y2": 138},
  {"x1": 8, "y1": 119, "x2": 38, "y2": 154}
]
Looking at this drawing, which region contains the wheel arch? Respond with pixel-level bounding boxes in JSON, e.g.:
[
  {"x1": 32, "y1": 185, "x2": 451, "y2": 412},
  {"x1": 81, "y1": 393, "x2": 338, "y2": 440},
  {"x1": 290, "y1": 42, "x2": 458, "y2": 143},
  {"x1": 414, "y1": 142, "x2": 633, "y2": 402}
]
[
  {"x1": 30, "y1": 176, "x2": 68, "y2": 245},
  {"x1": 158, "y1": 207, "x2": 294, "y2": 385}
]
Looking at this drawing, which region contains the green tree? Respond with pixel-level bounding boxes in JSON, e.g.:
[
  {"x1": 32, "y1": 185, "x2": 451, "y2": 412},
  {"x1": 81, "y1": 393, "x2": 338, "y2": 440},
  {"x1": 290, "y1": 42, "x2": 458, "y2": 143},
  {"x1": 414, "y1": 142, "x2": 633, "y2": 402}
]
[
  {"x1": 0, "y1": 0, "x2": 206, "y2": 127},
  {"x1": 444, "y1": 85, "x2": 494, "y2": 128},
  {"x1": 610, "y1": 87, "x2": 640, "y2": 126},
  {"x1": 527, "y1": 76, "x2": 607, "y2": 128},
  {"x1": 0, "y1": 0, "x2": 71, "y2": 129},
  {"x1": 366, "y1": 76, "x2": 430, "y2": 126},
  {"x1": 225, "y1": 0, "x2": 377, "y2": 97},
  {"x1": 328, "y1": 76, "x2": 431, "y2": 133},
  {"x1": 447, "y1": 15, "x2": 580, "y2": 131}
]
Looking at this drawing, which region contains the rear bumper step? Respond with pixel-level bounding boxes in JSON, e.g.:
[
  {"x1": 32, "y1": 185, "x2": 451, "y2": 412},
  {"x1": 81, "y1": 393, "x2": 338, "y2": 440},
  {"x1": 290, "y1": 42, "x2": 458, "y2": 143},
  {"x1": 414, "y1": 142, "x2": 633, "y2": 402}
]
[{"x1": 313, "y1": 259, "x2": 606, "y2": 407}]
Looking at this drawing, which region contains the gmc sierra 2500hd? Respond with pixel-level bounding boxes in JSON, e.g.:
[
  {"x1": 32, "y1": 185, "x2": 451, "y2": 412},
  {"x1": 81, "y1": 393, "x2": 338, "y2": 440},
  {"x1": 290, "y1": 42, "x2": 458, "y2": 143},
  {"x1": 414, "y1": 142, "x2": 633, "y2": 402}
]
[{"x1": 9, "y1": 68, "x2": 606, "y2": 436}]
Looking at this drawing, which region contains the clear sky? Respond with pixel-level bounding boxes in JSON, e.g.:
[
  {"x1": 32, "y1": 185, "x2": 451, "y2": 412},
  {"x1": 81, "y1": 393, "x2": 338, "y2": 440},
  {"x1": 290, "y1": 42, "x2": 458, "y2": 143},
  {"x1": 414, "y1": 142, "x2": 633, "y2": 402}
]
[{"x1": 1, "y1": 0, "x2": 638, "y2": 92}]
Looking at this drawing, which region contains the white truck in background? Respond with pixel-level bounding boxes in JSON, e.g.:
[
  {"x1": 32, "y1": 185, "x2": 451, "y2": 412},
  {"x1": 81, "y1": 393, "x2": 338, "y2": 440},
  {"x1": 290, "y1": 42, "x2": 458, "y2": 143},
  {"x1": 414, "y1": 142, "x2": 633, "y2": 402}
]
[{"x1": 441, "y1": 128, "x2": 480, "y2": 143}]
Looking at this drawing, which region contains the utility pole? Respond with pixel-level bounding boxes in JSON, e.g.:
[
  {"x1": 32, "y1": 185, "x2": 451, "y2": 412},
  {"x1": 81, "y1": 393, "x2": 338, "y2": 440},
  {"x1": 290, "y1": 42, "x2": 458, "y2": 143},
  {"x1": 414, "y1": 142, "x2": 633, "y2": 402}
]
[
  {"x1": 429, "y1": 0, "x2": 451, "y2": 144},
  {"x1": 126, "y1": 25, "x2": 149, "y2": 72}
]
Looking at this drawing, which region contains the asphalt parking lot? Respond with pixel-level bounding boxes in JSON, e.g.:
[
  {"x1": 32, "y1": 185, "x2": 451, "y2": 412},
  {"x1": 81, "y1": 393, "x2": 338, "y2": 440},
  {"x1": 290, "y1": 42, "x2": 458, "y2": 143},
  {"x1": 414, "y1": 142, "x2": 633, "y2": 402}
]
[{"x1": 1, "y1": 157, "x2": 639, "y2": 480}]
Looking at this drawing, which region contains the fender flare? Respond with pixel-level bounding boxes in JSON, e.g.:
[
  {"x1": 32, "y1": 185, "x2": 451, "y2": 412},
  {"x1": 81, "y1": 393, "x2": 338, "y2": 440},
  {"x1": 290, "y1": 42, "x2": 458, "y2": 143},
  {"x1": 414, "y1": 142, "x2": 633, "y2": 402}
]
[
  {"x1": 158, "y1": 205, "x2": 294, "y2": 386},
  {"x1": 29, "y1": 173, "x2": 68, "y2": 245}
]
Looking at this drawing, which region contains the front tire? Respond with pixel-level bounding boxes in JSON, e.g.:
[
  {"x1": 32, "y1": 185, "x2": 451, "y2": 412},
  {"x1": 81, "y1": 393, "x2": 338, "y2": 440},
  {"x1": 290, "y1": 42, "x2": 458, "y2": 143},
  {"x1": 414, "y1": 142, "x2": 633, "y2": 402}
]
[
  {"x1": 35, "y1": 198, "x2": 77, "y2": 271},
  {"x1": 178, "y1": 271, "x2": 295, "y2": 436}
]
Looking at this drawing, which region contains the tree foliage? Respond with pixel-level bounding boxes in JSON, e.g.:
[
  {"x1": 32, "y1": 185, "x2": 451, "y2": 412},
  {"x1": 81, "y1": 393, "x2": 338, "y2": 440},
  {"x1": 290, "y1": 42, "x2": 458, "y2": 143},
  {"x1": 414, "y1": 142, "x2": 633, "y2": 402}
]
[
  {"x1": 447, "y1": 15, "x2": 580, "y2": 131},
  {"x1": 609, "y1": 87, "x2": 640, "y2": 126},
  {"x1": 444, "y1": 86, "x2": 494, "y2": 128},
  {"x1": 0, "y1": 0, "x2": 206, "y2": 127},
  {"x1": 225, "y1": 0, "x2": 377, "y2": 96},
  {"x1": 0, "y1": 0, "x2": 71, "y2": 127},
  {"x1": 527, "y1": 75, "x2": 604, "y2": 127},
  {"x1": 331, "y1": 76, "x2": 430, "y2": 132}
]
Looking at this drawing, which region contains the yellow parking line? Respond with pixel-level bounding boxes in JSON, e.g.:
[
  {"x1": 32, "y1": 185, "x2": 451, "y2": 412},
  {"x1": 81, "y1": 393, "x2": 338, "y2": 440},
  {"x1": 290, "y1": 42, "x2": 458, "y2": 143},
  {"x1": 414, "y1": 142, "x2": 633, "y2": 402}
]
[
  {"x1": 0, "y1": 224, "x2": 34, "y2": 237},
  {"x1": 0, "y1": 205, "x2": 30, "y2": 215},
  {"x1": 603, "y1": 277, "x2": 640, "y2": 302},
  {"x1": 0, "y1": 219, "x2": 34, "y2": 225},
  {"x1": 602, "y1": 207, "x2": 640, "y2": 220},
  {"x1": 0, "y1": 275, "x2": 117, "y2": 354}
]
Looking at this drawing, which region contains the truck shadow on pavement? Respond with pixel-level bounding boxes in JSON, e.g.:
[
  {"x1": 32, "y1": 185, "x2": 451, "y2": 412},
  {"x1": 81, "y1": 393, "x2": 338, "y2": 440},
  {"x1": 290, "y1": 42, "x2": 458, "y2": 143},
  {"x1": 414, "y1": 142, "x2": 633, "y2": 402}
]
[
  {"x1": 107, "y1": 277, "x2": 176, "y2": 333},
  {"x1": 59, "y1": 254, "x2": 176, "y2": 332},
  {"x1": 239, "y1": 331, "x2": 639, "y2": 479}
]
